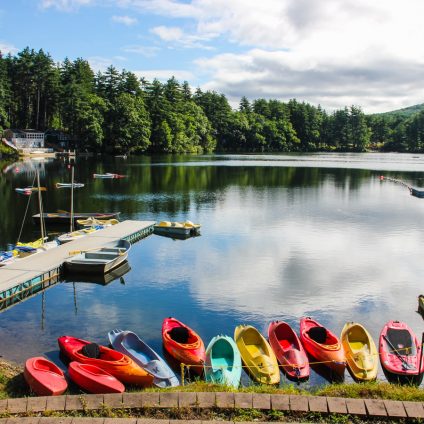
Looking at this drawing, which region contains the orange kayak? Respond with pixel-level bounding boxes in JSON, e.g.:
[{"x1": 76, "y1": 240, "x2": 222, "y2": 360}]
[
  {"x1": 58, "y1": 335, "x2": 153, "y2": 386},
  {"x1": 299, "y1": 317, "x2": 346, "y2": 374},
  {"x1": 162, "y1": 317, "x2": 205, "y2": 372}
]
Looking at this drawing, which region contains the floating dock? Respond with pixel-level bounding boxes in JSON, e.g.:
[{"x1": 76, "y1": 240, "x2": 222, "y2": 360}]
[{"x1": 0, "y1": 220, "x2": 155, "y2": 311}]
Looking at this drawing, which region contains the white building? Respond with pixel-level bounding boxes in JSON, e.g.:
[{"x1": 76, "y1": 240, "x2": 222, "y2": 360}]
[{"x1": 3, "y1": 129, "x2": 45, "y2": 148}]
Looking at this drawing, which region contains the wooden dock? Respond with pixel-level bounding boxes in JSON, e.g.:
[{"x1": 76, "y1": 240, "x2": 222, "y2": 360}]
[{"x1": 0, "y1": 220, "x2": 155, "y2": 311}]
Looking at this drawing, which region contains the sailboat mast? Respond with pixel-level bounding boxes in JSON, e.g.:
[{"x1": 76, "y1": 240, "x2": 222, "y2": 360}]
[
  {"x1": 36, "y1": 169, "x2": 45, "y2": 244},
  {"x1": 70, "y1": 164, "x2": 75, "y2": 232}
]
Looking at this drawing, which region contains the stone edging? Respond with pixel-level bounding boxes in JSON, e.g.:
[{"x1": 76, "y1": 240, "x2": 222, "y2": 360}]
[{"x1": 0, "y1": 391, "x2": 423, "y2": 419}]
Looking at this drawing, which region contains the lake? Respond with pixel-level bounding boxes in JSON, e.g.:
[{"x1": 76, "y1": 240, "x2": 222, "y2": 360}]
[{"x1": 1, "y1": 152, "x2": 424, "y2": 388}]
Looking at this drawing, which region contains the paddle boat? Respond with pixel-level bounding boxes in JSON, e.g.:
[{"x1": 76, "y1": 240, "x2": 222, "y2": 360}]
[
  {"x1": 93, "y1": 173, "x2": 126, "y2": 179},
  {"x1": 341, "y1": 322, "x2": 378, "y2": 381},
  {"x1": 299, "y1": 317, "x2": 346, "y2": 374},
  {"x1": 24, "y1": 357, "x2": 67, "y2": 396},
  {"x1": 154, "y1": 221, "x2": 201, "y2": 237},
  {"x1": 162, "y1": 317, "x2": 206, "y2": 373},
  {"x1": 204, "y1": 335, "x2": 242, "y2": 388},
  {"x1": 234, "y1": 324, "x2": 280, "y2": 385},
  {"x1": 56, "y1": 182, "x2": 85, "y2": 188},
  {"x1": 379, "y1": 320, "x2": 424, "y2": 385},
  {"x1": 68, "y1": 361, "x2": 125, "y2": 394},
  {"x1": 268, "y1": 320, "x2": 309, "y2": 380},
  {"x1": 64, "y1": 239, "x2": 130, "y2": 274},
  {"x1": 58, "y1": 335, "x2": 153, "y2": 386},
  {"x1": 109, "y1": 329, "x2": 179, "y2": 388}
]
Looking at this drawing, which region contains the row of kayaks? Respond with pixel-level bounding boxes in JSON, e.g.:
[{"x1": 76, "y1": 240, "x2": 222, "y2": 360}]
[{"x1": 24, "y1": 317, "x2": 424, "y2": 396}]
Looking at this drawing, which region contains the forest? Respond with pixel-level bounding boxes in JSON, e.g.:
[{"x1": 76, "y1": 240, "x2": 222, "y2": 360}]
[{"x1": 1, "y1": 47, "x2": 424, "y2": 154}]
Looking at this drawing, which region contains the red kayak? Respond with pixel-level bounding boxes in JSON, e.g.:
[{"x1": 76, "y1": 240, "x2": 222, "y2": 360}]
[
  {"x1": 299, "y1": 317, "x2": 346, "y2": 374},
  {"x1": 379, "y1": 320, "x2": 424, "y2": 384},
  {"x1": 162, "y1": 317, "x2": 205, "y2": 372},
  {"x1": 68, "y1": 361, "x2": 125, "y2": 394},
  {"x1": 268, "y1": 321, "x2": 309, "y2": 380},
  {"x1": 24, "y1": 357, "x2": 67, "y2": 396},
  {"x1": 58, "y1": 336, "x2": 153, "y2": 386}
]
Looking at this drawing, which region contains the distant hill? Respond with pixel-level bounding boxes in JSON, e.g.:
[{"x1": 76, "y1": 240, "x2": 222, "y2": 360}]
[{"x1": 374, "y1": 103, "x2": 424, "y2": 118}]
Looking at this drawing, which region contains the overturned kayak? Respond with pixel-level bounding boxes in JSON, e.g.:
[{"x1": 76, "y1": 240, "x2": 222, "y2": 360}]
[
  {"x1": 109, "y1": 329, "x2": 179, "y2": 388},
  {"x1": 268, "y1": 320, "x2": 309, "y2": 380},
  {"x1": 24, "y1": 357, "x2": 67, "y2": 396},
  {"x1": 93, "y1": 173, "x2": 126, "y2": 179},
  {"x1": 300, "y1": 317, "x2": 346, "y2": 375},
  {"x1": 341, "y1": 322, "x2": 378, "y2": 382},
  {"x1": 56, "y1": 182, "x2": 85, "y2": 188},
  {"x1": 58, "y1": 335, "x2": 153, "y2": 386},
  {"x1": 68, "y1": 361, "x2": 125, "y2": 394},
  {"x1": 235, "y1": 324, "x2": 280, "y2": 385},
  {"x1": 204, "y1": 335, "x2": 241, "y2": 388}
]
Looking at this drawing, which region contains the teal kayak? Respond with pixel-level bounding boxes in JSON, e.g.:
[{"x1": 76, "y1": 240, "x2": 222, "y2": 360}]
[{"x1": 204, "y1": 335, "x2": 241, "y2": 388}]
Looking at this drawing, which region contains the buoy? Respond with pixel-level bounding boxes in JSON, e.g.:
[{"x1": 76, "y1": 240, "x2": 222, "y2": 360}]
[{"x1": 380, "y1": 175, "x2": 384, "y2": 181}]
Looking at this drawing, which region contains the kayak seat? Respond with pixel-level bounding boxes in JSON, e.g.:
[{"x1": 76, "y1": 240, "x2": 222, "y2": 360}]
[
  {"x1": 169, "y1": 327, "x2": 190, "y2": 344},
  {"x1": 387, "y1": 329, "x2": 414, "y2": 354},
  {"x1": 279, "y1": 340, "x2": 293, "y2": 350},
  {"x1": 82, "y1": 343, "x2": 101, "y2": 359},
  {"x1": 307, "y1": 327, "x2": 327, "y2": 344}
]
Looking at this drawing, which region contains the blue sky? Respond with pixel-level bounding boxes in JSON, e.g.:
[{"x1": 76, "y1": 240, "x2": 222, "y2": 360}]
[{"x1": 1, "y1": 0, "x2": 424, "y2": 113}]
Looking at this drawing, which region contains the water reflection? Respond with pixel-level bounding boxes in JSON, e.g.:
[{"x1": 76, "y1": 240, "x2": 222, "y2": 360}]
[{"x1": 1, "y1": 153, "x2": 424, "y2": 387}]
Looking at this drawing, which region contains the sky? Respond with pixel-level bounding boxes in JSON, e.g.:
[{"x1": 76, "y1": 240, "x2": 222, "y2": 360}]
[{"x1": 1, "y1": 0, "x2": 424, "y2": 113}]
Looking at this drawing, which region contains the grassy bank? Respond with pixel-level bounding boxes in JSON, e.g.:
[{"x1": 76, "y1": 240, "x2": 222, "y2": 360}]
[{"x1": 1, "y1": 359, "x2": 424, "y2": 403}]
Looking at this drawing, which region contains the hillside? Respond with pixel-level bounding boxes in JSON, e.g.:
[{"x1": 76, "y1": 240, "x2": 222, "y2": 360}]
[{"x1": 374, "y1": 103, "x2": 424, "y2": 118}]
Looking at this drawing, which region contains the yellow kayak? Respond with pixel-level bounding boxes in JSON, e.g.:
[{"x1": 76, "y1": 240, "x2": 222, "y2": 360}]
[
  {"x1": 340, "y1": 322, "x2": 378, "y2": 382},
  {"x1": 234, "y1": 324, "x2": 280, "y2": 385},
  {"x1": 76, "y1": 217, "x2": 119, "y2": 227}
]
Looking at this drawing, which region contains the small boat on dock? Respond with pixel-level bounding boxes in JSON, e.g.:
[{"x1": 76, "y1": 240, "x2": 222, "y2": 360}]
[
  {"x1": 341, "y1": 322, "x2": 378, "y2": 382},
  {"x1": 379, "y1": 320, "x2": 424, "y2": 385},
  {"x1": 162, "y1": 317, "x2": 206, "y2": 373},
  {"x1": 154, "y1": 221, "x2": 201, "y2": 237},
  {"x1": 24, "y1": 357, "x2": 67, "y2": 396},
  {"x1": 56, "y1": 182, "x2": 85, "y2": 188},
  {"x1": 299, "y1": 317, "x2": 346, "y2": 375},
  {"x1": 57, "y1": 226, "x2": 103, "y2": 244},
  {"x1": 109, "y1": 329, "x2": 179, "y2": 388},
  {"x1": 234, "y1": 324, "x2": 280, "y2": 385},
  {"x1": 268, "y1": 320, "x2": 309, "y2": 380},
  {"x1": 64, "y1": 239, "x2": 130, "y2": 274},
  {"x1": 58, "y1": 335, "x2": 153, "y2": 386},
  {"x1": 33, "y1": 211, "x2": 121, "y2": 225},
  {"x1": 68, "y1": 361, "x2": 125, "y2": 394},
  {"x1": 204, "y1": 335, "x2": 242, "y2": 388},
  {"x1": 77, "y1": 217, "x2": 119, "y2": 227}
]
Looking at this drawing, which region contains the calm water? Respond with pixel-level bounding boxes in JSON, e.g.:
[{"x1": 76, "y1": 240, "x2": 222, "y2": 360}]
[{"x1": 1, "y1": 152, "x2": 424, "y2": 387}]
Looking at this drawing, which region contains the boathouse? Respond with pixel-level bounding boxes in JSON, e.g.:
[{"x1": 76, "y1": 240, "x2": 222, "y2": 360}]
[{"x1": 3, "y1": 129, "x2": 45, "y2": 148}]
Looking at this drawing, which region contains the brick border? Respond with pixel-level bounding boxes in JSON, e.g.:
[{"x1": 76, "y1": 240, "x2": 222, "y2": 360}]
[{"x1": 1, "y1": 392, "x2": 424, "y2": 419}]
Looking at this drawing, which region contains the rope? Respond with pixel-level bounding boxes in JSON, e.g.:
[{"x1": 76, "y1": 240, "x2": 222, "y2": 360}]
[
  {"x1": 380, "y1": 175, "x2": 412, "y2": 190},
  {"x1": 16, "y1": 173, "x2": 37, "y2": 244}
]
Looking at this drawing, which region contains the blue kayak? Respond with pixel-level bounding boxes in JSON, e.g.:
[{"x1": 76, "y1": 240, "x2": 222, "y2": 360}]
[
  {"x1": 108, "y1": 329, "x2": 179, "y2": 388},
  {"x1": 204, "y1": 335, "x2": 242, "y2": 388}
]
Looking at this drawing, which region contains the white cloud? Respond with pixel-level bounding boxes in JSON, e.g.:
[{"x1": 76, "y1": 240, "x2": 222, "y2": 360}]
[
  {"x1": 40, "y1": 0, "x2": 95, "y2": 11},
  {"x1": 123, "y1": 45, "x2": 160, "y2": 57},
  {"x1": 0, "y1": 41, "x2": 18, "y2": 55},
  {"x1": 133, "y1": 69, "x2": 194, "y2": 82},
  {"x1": 150, "y1": 25, "x2": 214, "y2": 50},
  {"x1": 111, "y1": 15, "x2": 137, "y2": 25}
]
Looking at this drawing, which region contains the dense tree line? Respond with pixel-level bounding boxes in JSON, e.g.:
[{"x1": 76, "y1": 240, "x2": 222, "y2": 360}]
[{"x1": 1, "y1": 47, "x2": 424, "y2": 154}]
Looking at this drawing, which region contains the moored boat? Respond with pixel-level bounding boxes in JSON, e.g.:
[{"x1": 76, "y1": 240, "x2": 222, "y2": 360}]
[
  {"x1": 24, "y1": 357, "x2": 67, "y2": 396},
  {"x1": 77, "y1": 217, "x2": 119, "y2": 227},
  {"x1": 64, "y1": 239, "x2": 130, "y2": 274},
  {"x1": 234, "y1": 324, "x2": 280, "y2": 385},
  {"x1": 204, "y1": 335, "x2": 242, "y2": 388},
  {"x1": 299, "y1": 317, "x2": 346, "y2": 374},
  {"x1": 154, "y1": 221, "x2": 201, "y2": 237},
  {"x1": 108, "y1": 329, "x2": 179, "y2": 388},
  {"x1": 68, "y1": 361, "x2": 125, "y2": 394},
  {"x1": 93, "y1": 173, "x2": 126, "y2": 179},
  {"x1": 15, "y1": 186, "x2": 47, "y2": 195},
  {"x1": 418, "y1": 295, "x2": 424, "y2": 317},
  {"x1": 379, "y1": 320, "x2": 424, "y2": 385},
  {"x1": 341, "y1": 322, "x2": 378, "y2": 382},
  {"x1": 268, "y1": 320, "x2": 309, "y2": 380},
  {"x1": 56, "y1": 182, "x2": 85, "y2": 188},
  {"x1": 162, "y1": 317, "x2": 205, "y2": 373},
  {"x1": 58, "y1": 335, "x2": 153, "y2": 386},
  {"x1": 33, "y1": 211, "x2": 121, "y2": 225}
]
